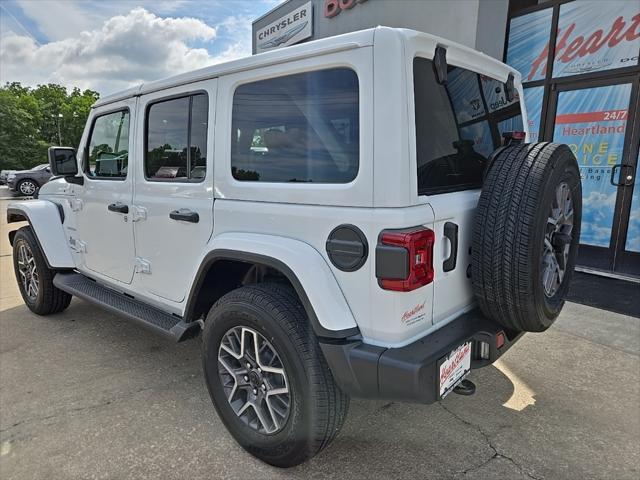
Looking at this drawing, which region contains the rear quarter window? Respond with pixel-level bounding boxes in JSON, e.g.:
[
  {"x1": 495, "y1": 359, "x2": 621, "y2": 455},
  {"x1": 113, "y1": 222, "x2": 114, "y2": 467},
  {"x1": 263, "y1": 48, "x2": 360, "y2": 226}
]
[
  {"x1": 413, "y1": 57, "x2": 522, "y2": 195},
  {"x1": 231, "y1": 68, "x2": 359, "y2": 183}
]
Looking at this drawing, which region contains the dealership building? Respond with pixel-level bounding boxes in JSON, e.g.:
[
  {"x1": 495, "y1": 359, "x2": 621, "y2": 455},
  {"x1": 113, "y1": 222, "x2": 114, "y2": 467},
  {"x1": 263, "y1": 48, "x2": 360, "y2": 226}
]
[{"x1": 252, "y1": 0, "x2": 640, "y2": 279}]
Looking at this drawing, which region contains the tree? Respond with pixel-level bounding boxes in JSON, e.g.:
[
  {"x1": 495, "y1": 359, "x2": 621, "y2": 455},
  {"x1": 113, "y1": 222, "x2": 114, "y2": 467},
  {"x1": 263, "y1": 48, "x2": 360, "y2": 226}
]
[{"x1": 0, "y1": 82, "x2": 99, "y2": 170}]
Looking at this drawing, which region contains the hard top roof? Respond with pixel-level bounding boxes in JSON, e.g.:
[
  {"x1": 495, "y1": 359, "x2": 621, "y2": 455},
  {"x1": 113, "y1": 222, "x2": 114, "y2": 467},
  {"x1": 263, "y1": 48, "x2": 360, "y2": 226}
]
[{"x1": 93, "y1": 27, "x2": 518, "y2": 108}]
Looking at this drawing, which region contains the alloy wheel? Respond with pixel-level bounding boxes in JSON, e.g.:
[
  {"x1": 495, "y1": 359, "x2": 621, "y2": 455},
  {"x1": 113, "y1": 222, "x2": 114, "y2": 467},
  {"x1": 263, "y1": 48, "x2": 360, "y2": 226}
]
[
  {"x1": 217, "y1": 326, "x2": 290, "y2": 435},
  {"x1": 542, "y1": 182, "x2": 574, "y2": 297},
  {"x1": 19, "y1": 181, "x2": 37, "y2": 196},
  {"x1": 17, "y1": 241, "x2": 39, "y2": 301}
]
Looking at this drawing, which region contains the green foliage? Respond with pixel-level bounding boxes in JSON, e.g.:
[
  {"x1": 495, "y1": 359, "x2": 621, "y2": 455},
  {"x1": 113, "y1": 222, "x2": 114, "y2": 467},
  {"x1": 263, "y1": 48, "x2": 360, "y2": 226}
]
[{"x1": 0, "y1": 82, "x2": 99, "y2": 170}]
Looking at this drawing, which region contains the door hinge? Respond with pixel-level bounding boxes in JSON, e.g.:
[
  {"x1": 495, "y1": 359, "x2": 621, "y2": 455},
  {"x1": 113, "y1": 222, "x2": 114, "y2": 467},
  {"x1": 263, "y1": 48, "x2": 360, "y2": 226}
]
[
  {"x1": 131, "y1": 205, "x2": 148, "y2": 222},
  {"x1": 69, "y1": 198, "x2": 84, "y2": 212},
  {"x1": 69, "y1": 237, "x2": 87, "y2": 253},
  {"x1": 135, "y1": 257, "x2": 151, "y2": 274}
]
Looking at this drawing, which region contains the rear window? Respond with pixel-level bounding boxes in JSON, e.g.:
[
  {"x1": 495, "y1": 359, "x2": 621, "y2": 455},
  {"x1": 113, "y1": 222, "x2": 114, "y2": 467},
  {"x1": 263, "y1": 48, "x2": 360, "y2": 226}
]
[
  {"x1": 413, "y1": 57, "x2": 522, "y2": 195},
  {"x1": 231, "y1": 68, "x2": 359, "y2": 183}
]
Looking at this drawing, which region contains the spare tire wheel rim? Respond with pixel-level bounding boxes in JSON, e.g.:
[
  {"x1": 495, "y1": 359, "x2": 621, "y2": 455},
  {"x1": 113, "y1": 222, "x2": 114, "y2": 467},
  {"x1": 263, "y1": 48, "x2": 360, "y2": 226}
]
[
  {"x1": 217, "y1": 326, "x2": 290, "y2": 435},
  {"x1": 543, "y1": 182, "x2": 574, "y2": 297}
]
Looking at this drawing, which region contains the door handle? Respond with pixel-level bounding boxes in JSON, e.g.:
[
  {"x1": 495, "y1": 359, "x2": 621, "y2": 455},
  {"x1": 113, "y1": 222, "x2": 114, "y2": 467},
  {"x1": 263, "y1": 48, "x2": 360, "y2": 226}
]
[
  {"x1": 169, "y1": 209, "x2": 199, "y2": 223},
  {"x1": 610, "y1": 164, "x2": 635, "y2": 187},
  {"x1": 108, "y1": 202, "x2": 129, "y2": 214},
  {"x1": 443, "y1": 222, "x2": 458, "y2": 272}
]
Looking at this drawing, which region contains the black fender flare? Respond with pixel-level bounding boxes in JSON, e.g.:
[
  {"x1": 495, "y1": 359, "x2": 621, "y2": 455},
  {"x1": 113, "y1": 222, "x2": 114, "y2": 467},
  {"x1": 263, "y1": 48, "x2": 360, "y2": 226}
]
[{"x1": 184, "y1": 249, "x2": 360, "y2": 339}]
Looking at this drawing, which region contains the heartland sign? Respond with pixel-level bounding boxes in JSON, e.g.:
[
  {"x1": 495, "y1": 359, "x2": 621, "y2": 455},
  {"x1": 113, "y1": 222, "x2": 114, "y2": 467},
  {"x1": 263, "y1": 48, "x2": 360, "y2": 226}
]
[
  {"x1": 256, "y1": 2, "x2": 313, "y2": 53},
  {"x1": 507, "y1": 1, "x2": 639, "y2": 82}
]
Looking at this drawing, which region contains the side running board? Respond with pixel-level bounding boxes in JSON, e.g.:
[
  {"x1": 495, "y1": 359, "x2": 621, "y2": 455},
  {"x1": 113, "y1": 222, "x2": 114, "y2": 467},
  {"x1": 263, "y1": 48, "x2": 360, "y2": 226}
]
[{"x1": 53, "y1": 272, "x2": 200, "y2": 342}]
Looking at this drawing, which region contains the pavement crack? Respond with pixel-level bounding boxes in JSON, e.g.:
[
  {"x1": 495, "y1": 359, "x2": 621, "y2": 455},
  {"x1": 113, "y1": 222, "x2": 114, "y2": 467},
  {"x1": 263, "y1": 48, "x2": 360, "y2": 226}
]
[
  {"x1": 439, "y1": 402, "x2": 543, "y2": 480},
  {"x1": 1, "y1": 378, "x2": 191, "y2": 434}
]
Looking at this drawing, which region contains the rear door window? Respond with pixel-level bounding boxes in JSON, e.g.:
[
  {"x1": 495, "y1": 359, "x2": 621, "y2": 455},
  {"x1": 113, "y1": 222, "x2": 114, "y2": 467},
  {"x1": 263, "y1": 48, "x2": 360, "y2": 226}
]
[
  {"x1": 145, "y1": 93, "x2": 208, "y2": 182},
  {"x1": 413, "y1": 58, "x2": 522, "y2": 195},
  {"x1": 231, "y1": 68, "x2": 359, "y2": 183}
]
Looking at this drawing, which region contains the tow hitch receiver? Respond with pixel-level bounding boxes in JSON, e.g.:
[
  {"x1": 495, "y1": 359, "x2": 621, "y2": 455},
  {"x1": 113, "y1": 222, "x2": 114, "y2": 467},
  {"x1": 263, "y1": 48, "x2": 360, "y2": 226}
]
[{"x1": 453, "y1": 379, "x2": 476, "y2": 396}]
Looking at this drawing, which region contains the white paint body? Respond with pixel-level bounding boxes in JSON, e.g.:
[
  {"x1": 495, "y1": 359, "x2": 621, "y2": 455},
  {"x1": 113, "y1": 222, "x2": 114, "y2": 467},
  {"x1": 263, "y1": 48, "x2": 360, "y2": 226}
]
[{"x1": 10, "y1": 28, "x2": 526, "y2": 348}]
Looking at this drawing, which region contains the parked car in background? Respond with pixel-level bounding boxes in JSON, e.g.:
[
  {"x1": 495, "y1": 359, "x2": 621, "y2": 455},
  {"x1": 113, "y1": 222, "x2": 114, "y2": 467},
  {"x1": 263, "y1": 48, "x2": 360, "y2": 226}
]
[
  {"x1": 0, "y1": 169, "x2": 16, "y2": 185},
  {"x1": 6, "y1": 164, "x2": 52, "y2": 196}
]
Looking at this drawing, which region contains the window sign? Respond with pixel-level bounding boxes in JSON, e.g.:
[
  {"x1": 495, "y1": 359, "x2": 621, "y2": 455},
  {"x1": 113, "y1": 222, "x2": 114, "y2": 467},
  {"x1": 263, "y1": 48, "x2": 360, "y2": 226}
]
[
  {"x1": 506, "y1": 8, "x2": 553, "y2": 82},
  {"x1": 459, "y1": 121, "x2": 494, "y2": 158},
  {"x1": 447, "y1": 68, "x2": 485, "y2": 122},
  {"x1": 626, "y1": 149, "x2": 640, "y2": 253},
  {"x1": 553, "y1": 1, "x2": 640, "y2": 78},
  {"x1": 553, "y1": 83, "x2": 632, "y2": 247},
  {"x1": 480, "y1": 76, "x2": 518, "y2": 113},
  {"x1": 523, "y1": 86, "x2": 544, "y2": 142}
]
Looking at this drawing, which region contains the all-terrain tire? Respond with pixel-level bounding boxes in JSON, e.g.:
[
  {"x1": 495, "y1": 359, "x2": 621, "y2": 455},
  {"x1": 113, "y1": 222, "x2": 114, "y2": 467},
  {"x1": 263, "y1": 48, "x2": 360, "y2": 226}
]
[
  {"x1": 12, "y1": 226, "x2": 72, "y2": 315},
  {"x1": 202, "y1": 283, "x2": 349, "y2": 467},
  {"x1": 472, "y1": 143, "x2": 581, "y2": 332}
]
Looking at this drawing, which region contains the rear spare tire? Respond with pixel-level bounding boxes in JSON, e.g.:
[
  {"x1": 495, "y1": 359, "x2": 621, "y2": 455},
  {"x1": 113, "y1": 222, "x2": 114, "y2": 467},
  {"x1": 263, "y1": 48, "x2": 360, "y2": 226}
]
[{"x1": 472, "y1": 142, "x2": 581, "y2": 332}]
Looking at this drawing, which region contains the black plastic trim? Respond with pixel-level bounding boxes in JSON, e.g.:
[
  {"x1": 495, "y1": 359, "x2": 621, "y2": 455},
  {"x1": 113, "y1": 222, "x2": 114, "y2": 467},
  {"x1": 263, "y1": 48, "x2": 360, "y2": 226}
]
[
  {"x1": 433, "y1": 45, "x2": 448, "y2": 84},
  {"x1": 184, "y1": 249, "x2": 360, "y2": 339},
  {"x1": 53, "y1": 272, "x2": 200, "y2": 342},
  {"x1": 443, "y1": 222, "x2": 458, "y2": 272},
  {"x1": 55, "y1": 202, "x2": 65, "y2": 224},
  {"x1": 320, "y1": 309, "x2": 523, "y2": 403},
  {"x1": 375, "y1": 244, "x2": 409, "y2": 280},
  {"x1": 326, "y1": 224, "x2": 368, "y2": 272}
]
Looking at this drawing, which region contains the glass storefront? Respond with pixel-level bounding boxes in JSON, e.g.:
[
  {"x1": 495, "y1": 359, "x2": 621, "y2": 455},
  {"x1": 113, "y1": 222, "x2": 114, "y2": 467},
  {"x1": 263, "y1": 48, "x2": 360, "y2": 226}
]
[{"x1": 506, "y1": 0, "x2": 640, "y2": 275}]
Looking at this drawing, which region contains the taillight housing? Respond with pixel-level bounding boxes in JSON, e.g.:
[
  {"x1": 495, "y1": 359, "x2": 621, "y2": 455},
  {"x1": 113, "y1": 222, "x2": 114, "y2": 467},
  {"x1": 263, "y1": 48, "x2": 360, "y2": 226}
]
[{"x1": 377, "y1": 227, "x2": 435, "y2": 292}]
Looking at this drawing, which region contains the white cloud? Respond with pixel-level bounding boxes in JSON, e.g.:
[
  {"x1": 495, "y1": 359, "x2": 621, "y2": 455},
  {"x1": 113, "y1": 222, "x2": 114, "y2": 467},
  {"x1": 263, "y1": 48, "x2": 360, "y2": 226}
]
[{"x1": 0, "y1": 7, "x2": 253, "y2": 94}]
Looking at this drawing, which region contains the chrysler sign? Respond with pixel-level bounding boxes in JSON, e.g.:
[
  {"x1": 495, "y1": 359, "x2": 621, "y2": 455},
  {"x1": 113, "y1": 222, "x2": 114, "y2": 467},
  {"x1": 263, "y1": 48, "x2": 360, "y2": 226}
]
[{"x1": 256, "y1": 2, "x2": 313, "y2": 53}]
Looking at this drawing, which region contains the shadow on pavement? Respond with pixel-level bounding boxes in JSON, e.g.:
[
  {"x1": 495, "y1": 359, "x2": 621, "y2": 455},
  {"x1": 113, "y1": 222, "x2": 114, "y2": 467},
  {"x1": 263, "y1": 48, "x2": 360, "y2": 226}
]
[{"x1": 567, "y1": 271, "x2": 640, "y2": 318}]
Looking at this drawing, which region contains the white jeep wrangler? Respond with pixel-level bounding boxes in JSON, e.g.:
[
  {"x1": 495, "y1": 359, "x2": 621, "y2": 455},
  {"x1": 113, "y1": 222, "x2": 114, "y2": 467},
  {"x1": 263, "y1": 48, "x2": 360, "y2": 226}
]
[{"x1": 8, "y1": 28, "x2": 581, "y2": 467}]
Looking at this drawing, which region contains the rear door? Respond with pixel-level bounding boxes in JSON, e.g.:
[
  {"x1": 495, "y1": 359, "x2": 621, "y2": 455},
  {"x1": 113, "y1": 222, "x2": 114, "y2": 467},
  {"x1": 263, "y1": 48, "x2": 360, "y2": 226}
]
[
  {"x1": 412, "y1": 58, "x2": 524, "y2": 323},
  {"x1": 132, "y1": 81, "x2": 215, "y2": 303}
]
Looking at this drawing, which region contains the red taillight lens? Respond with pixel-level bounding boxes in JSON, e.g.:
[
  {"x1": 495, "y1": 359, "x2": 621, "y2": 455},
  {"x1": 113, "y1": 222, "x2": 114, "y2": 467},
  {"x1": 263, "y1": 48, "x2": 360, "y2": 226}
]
[
  {"x1": 496, "y1": 331, "x2": 506, "y2": 349},
  {"x1": 379, "y1": 227, "x2": 435, "y2": 292}
]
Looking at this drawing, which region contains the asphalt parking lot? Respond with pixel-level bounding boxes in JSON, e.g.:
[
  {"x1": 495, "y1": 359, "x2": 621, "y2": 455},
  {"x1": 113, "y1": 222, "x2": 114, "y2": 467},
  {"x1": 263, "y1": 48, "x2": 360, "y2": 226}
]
[{"x1": 1, "y1": 190, "x2": 639, "y2": 480}]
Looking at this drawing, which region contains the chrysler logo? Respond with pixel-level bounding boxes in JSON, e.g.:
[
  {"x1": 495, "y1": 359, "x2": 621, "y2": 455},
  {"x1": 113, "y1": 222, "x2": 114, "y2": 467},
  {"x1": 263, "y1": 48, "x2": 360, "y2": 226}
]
[{"x1": 259, "y1": 21, "x2": 309, "y2": 50}]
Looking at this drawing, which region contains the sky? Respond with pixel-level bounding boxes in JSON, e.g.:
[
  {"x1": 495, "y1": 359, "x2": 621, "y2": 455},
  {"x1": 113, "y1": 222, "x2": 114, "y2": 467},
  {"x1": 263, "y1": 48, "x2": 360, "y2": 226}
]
[{"x1": 0, "y1": 0, "x2": 279, "y2": 95}]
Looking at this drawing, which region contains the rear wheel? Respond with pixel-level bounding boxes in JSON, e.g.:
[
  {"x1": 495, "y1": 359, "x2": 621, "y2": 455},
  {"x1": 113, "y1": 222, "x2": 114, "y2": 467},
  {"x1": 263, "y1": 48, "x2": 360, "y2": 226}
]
[
  {"x1": 472, "y1": 143, "x2": 582, "y2": 332},
  {"x1": 202, "y1": 283, "x2": 349, "y2": 467},
  {"x1": 12, "y1": 226, "x2": 72, "y2": 315}
]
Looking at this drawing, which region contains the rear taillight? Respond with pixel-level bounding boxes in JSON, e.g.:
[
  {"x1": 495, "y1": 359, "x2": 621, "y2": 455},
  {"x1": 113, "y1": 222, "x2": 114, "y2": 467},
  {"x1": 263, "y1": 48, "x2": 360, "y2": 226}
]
[{"x1": 377, "y1": 227, "x2": 435, "y2": 292}]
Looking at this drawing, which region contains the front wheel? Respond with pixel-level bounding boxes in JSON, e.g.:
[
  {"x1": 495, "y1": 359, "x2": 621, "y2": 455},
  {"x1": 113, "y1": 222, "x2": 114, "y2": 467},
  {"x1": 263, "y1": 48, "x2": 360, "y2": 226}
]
[
  {"x1": 202, "y1": 284, "x2": 349, "y2": 467},
  {"x1": 17, "y1": 179, "x2": 38, "y2": 196},
  {"x1": 12, "y1": 226, "x2": 72, "y2": 315}
]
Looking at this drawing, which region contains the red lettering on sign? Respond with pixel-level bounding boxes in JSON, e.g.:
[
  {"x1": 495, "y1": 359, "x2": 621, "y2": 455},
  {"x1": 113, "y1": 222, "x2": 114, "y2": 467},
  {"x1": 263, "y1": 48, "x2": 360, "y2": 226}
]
[
  {"x1": 526, "y1": 12, "x2": 640, "y2": 81},
  {"x1": 324, "y1": 0, "x2": 367, "y2": 18}
]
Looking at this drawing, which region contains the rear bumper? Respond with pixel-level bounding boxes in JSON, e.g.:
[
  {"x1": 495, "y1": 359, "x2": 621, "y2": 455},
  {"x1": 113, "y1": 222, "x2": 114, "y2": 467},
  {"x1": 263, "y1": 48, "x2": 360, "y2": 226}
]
[{"x1": 320, "y1": 309, "x2": 523, "y2": 404}]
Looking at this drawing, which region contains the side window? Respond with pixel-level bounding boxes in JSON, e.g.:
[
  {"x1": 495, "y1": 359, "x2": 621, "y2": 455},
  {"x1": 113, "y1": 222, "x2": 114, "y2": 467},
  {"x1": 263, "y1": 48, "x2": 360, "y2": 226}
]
[
  {"x1": 413, "y1": 58, "x2": 522, "y2": 195},
  {"x1": 231, "y1": 68, "x2": 359, "y2": 183},
  {"x1": 145, "y1": 93, "x2": 208, "y2": 181},
  {"x1": 86, "y1": 110, "x2": 130, "y2": 179}
]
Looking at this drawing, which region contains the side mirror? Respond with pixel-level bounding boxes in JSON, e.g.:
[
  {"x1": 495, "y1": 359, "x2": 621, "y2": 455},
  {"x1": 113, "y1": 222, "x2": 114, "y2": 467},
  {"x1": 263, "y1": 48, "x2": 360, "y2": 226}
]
[{"x1": 48, "y1": 147, "x2": 79, "y2": 177}]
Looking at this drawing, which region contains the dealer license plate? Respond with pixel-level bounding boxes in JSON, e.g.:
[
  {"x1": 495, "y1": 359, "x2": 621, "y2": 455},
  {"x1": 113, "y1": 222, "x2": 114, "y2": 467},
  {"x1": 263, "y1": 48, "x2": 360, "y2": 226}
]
[{"x1": 439, "y1": 341, "x2": 472, "y2": 398}]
